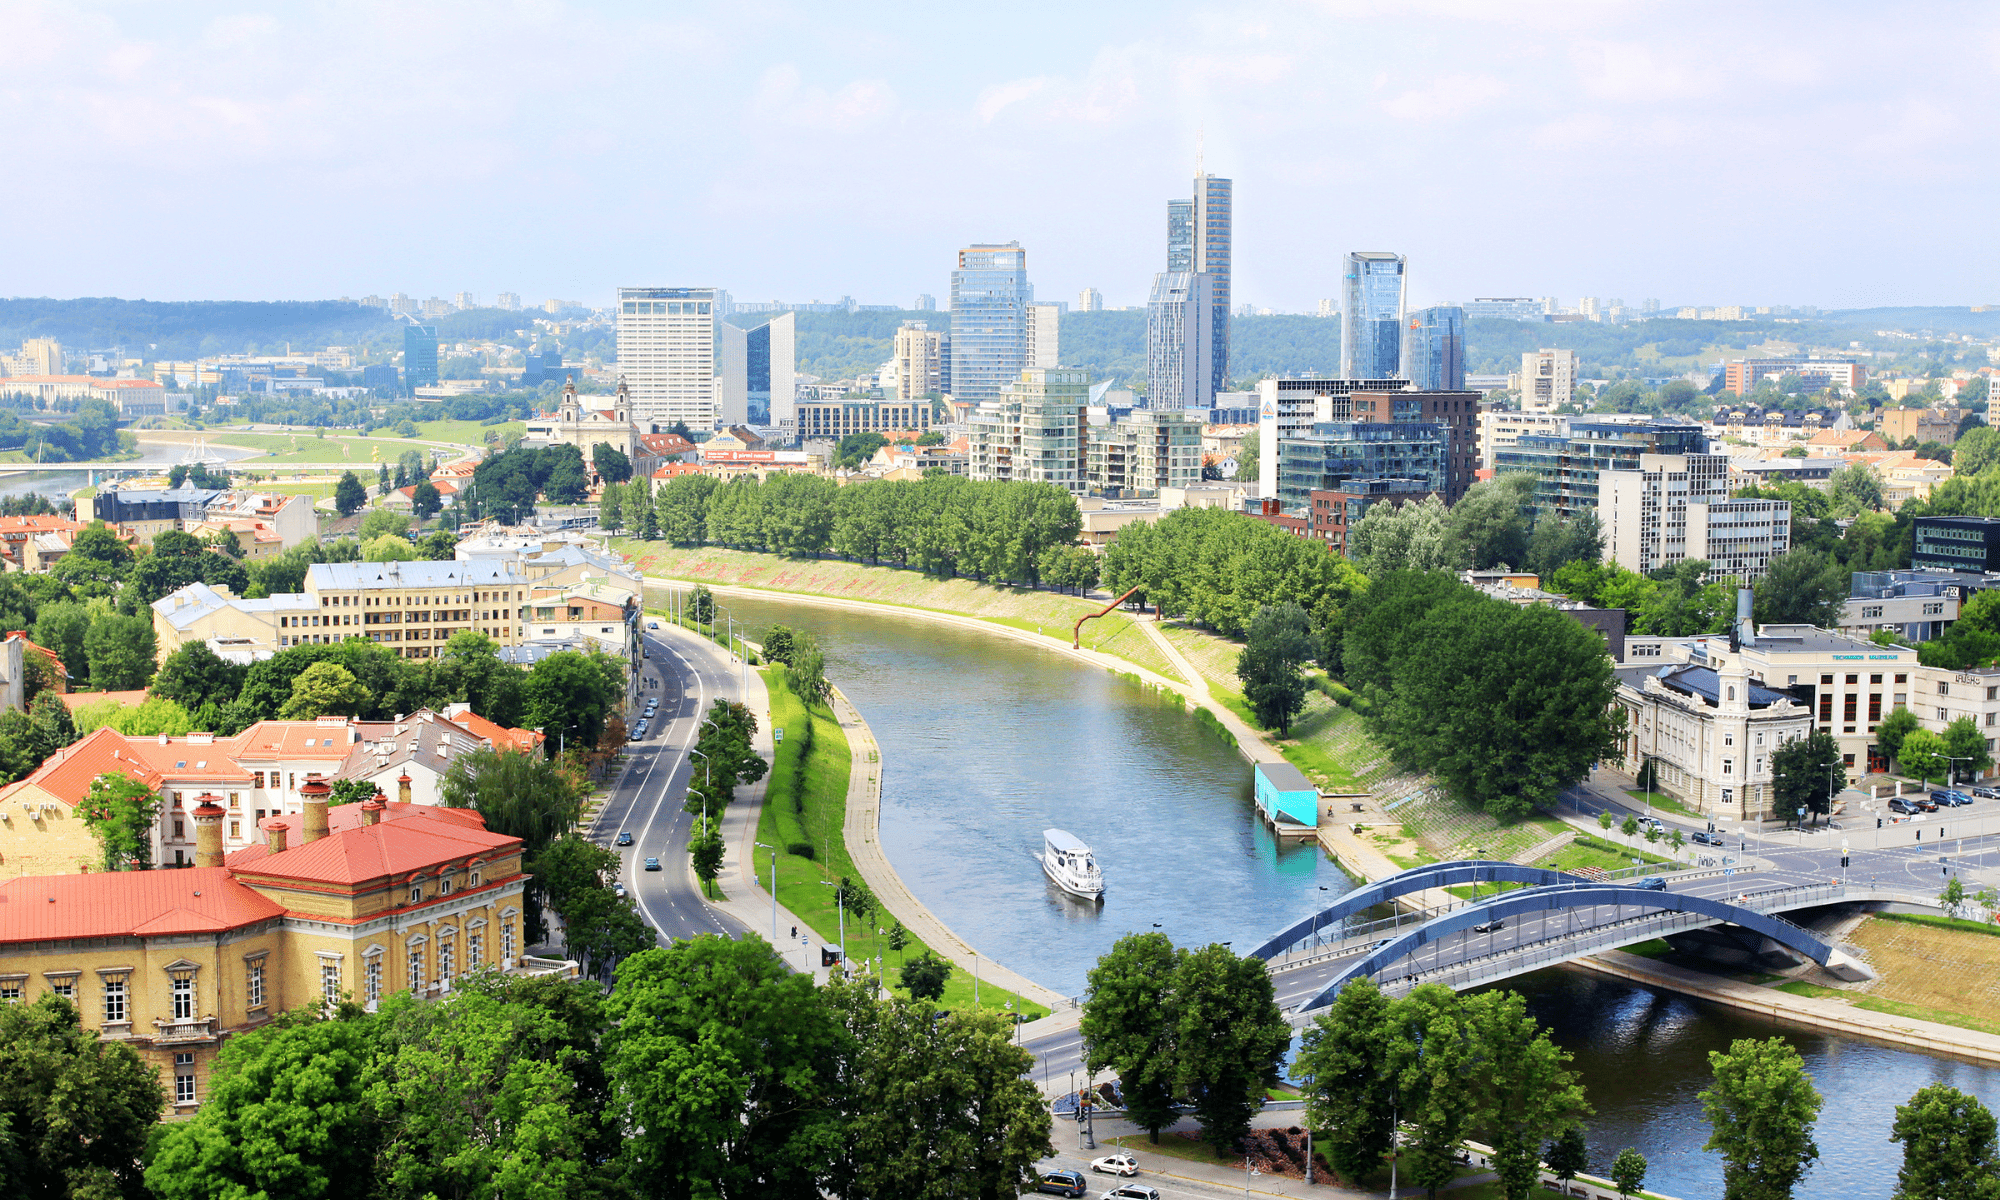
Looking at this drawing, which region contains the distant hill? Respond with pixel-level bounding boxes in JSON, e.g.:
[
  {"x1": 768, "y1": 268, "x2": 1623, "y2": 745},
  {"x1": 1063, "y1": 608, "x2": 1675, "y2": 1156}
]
[{"x1": 0, "y1": 297, "x2": 402, "y2": 360}]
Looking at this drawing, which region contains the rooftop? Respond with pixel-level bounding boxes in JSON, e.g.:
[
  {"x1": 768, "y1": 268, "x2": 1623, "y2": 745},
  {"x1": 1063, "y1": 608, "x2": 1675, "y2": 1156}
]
[
  {"x1": 0, "y1": 868, "x2": 284, "y2": 942},
  {"x1": 227, "y1": 800, "x2": 518, "y2": 886},
  {"x1": 1655, "y1": 665, "x2": 1795, "y2": 709},
  {"x1": 308, "y1": 561, "x2": 528, "y2": 590}
]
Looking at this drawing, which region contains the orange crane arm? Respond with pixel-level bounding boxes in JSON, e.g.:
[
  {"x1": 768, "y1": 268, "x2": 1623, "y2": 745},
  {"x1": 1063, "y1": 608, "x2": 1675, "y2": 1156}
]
[{"x1": 1074, "y1": 585, "x2": 1145, "y2": 649}]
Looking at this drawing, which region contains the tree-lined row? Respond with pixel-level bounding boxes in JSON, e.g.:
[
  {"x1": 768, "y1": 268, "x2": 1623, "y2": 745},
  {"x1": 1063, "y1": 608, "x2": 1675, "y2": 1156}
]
[
  {"x1": 614, "y1": 472, "x2": 1089, "y2": 585},
  {"x1": 1101, "y1": 505, "x2": 1368, "y2": 638}
]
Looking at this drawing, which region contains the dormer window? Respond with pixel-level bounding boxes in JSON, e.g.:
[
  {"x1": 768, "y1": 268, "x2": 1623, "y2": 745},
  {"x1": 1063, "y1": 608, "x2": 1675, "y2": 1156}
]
[
  {"x1": 408, "y1": 883, "x2": 424, "y2": 905},
  {"x1": 439, "y1": 876, "x2": 454, "y2": 896}
]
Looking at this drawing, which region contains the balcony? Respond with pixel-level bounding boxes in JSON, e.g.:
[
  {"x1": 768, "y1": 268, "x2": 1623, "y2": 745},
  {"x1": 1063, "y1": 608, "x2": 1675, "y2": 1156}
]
[{"x1": 152, "y1": 1016, "x2": 218, "y2": 1044}]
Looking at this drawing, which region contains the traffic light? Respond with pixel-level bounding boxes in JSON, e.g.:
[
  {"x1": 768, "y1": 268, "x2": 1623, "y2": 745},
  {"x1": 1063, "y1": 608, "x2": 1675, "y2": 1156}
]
[
  {"x1": 1841, "y1": 856, "x2": 1850, "y2": 868},
  {"x1": 1877, "y1": 817, "x2": 1884, "y2": 829}
]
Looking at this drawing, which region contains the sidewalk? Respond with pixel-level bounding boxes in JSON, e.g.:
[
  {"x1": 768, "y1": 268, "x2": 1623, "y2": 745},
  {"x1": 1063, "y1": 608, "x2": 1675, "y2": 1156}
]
[{"x1": 830, "y1": 684, "x2": 1070, "y2": 1011}]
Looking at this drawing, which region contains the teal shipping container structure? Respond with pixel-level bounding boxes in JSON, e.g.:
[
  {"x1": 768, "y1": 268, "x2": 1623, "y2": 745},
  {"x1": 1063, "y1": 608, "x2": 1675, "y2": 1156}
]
[{"x1": 1253, "y1": 761, "x2": 1319, "y2": 829}]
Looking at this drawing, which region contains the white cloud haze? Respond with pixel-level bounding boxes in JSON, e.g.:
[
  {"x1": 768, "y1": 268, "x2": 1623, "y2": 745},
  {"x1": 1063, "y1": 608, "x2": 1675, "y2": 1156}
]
[{"x1": 2, "y1": 0, "x2": 1995, "y2": 312}]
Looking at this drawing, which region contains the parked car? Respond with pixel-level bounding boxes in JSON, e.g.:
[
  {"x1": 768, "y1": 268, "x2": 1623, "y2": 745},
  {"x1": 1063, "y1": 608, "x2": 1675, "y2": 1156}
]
[
  {"x1": 1105, "y1": 1187, "x2": 1161, "y2": 1200},
  {"x1": 1916, "y1": 795, "x2": 1941, "y2": 811},
  {"x1": 1691, "y1": 830, "x2": 1721, "y2": 846},
  {"x1": 1973, "y1": 787, "x2": 2000, "y2": 800},
  {"x1": 1889, "y1": 797, "x2": 1920, "y2": 816},
  {"x1": 1633, "y1": 875, "x2": 1669, "y2": 891},
  {"x1": 613, "y1": 883, "x2": 627, "y2": 899},
  {"x1": 643, "y1": 857, "x2": 661, "y2": 871},
  {"x1": 615, "y1": 831, "x2": 634, "y2": 846},
  {"x1": 1090, "y1": 1154, "x2": 1139, "y2": 1177},
  {"x1": 1931, "y1": 791, "x2": 1963, "y2": 808},
  {"x1": 1035, "y1": 1171, "x2": 1088, "y2": 1197}
]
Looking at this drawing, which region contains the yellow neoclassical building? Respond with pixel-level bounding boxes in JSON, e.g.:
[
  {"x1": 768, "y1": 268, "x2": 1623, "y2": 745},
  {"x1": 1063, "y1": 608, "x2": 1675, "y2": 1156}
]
[{"x1": 0, "y1": 780, "x2": 557, "y2": 1115}]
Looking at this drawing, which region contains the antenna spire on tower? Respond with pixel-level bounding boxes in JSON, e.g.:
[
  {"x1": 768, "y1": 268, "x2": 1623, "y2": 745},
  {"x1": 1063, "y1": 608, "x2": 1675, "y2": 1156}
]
[{"x1": 1196, "y1": 126, "x2": 1205, "y2": 178}]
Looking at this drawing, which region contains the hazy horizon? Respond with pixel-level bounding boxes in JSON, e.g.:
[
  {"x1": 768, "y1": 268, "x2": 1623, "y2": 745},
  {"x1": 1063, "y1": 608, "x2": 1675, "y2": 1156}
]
[{"x1": 7, "y1": 2, "x2": 1995, "y2": 313}]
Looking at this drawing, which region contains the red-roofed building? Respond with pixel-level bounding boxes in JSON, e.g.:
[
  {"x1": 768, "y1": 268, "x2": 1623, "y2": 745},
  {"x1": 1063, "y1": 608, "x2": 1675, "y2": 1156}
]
[
  {"x1": 0, "y1": 794, "x2": 551, "y2": 1115},
  {"x1": 0, "y1": 514, "x2": 83, "y2": 569}
]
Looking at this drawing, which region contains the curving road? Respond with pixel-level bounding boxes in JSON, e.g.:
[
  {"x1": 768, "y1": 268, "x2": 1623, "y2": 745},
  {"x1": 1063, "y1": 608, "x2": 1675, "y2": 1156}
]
[{"x1": 591, "y1": 625, "x2": 750, "y2": 944}]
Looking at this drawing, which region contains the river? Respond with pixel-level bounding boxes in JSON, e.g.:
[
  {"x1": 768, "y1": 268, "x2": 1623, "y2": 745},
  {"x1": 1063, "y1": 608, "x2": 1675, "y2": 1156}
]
[
  {"x1": 0, "y1": 438, "x2": 260, "y2": 504},
  {"x1": 718, "y1": 588, "x2": 2000, "y2": 1200}
]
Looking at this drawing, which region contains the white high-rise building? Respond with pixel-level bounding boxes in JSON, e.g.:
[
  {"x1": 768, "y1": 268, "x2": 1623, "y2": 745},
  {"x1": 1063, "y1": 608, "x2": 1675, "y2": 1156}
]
[
  {"x1": 1520, "y1": 348, "x2": 1578, "y2": 413},
  {"x1": 1602, "y1": 453, "x2": 1792, "y2": 581},
  {"x1": 495, "y1": 292, "x2": 520, "y2": 311},
  {"x1": 617, "y1": 287, "x2": 721, "y2": 429},
  {"x1": 1079, "y1": 287, "x2": 1103, "y2": 312},
  {"x1": 893, "y1": 321, "x2": 946, "y2": 402},
  {"x1": 454, "y1": 291, "x2": 477, "y2": 311},
  {"x1": 1026, "y1": 303, "x2": 1062, "y2": 369}
]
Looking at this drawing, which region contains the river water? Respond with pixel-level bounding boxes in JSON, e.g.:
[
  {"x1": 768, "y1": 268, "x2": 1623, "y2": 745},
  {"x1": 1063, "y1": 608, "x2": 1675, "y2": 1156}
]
[
  {"x1": 0, "y1": 438, "x2": 260, "y2": 504},
  {"x1": 719, "y1": 589, "x2": 2000, "y2": 1200}
]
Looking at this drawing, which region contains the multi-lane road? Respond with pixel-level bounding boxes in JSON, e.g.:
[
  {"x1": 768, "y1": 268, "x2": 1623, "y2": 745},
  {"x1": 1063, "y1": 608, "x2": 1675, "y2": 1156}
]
[{"x1": 590, "y1": 624, "x2": 750, "y2": 944}]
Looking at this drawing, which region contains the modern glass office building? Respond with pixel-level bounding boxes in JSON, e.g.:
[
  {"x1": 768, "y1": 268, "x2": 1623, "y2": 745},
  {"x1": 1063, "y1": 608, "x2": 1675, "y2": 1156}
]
[
  {"x1": 1145, "y1": 271, "x2": 1215, "y2": 411},
  {"x1": 1400, "y1": 305, "x2": 1465, "y2": 391},
  {"x1": 1493, "y1": 415, "x2": 1708, "y2": 518},
  {"x1": 1274, "y1": 421, "x2": 1447, "y2": 512},
  {"x1": 403, "y1": 324, "x2": 438, "y2": 391},
  {"x1": 743, "y1": 312, "x2": 795, "y2": 425},
  {"x1": 949, "y1": 243, "x2": 1031, "y2": 406},
  {"x1": 1194, "y1": 175, "x2": 1231, "y2": 392},
  {"x1": 1339, "y1": 252, "x2": 1406, "y2": 379},
  {"x1": 1167, "y1": 199, "x2": 1193, "y2": 272}
]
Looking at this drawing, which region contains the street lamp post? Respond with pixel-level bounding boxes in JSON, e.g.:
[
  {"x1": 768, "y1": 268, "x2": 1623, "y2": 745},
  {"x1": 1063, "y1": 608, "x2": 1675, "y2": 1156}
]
[
  {"x1": 819, "y1": 879, "x2": 846, "y2": 978},
  {"x1": 689, "y1": 748, "x2": 711, "y2": 835},
  {"x1": 754, "y1": 841, "x2": 778, "y2": 948}
]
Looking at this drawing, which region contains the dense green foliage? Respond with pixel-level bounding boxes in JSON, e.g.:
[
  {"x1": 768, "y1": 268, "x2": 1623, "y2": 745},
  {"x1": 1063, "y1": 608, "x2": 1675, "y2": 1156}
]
[
  {"x1": 1081, "y1": 932, "x2": 1289, "y2": 1153},
  {"x1": 1771, "y1": 730, "x2": 1843, "y2": 826},
  {"x1": 1294, "y1": 979, "x2": 1588, "y2": 1196},
  {"x1": 1237, "y1": 602, "x2": 1314, "y2": 734},
  {"x1": 0, "y1": 993, "x2": 164, "y2": 1200},
  {"x1": 1701, "y1": 1036, "x2": 1823, "y2": 1200},
  {"x1": 1102, "y1": 505, "x2": 1368, "y2": 638},
  {"x1": 440, "y1": 743, "x2": 589, "y2": 943},
  {"x1": 469, "y1": 443, "x2": 589, "y2": 523},
  {"x1": 1890, "y1": 1084, "x2": 2000, "y2": 1200}
]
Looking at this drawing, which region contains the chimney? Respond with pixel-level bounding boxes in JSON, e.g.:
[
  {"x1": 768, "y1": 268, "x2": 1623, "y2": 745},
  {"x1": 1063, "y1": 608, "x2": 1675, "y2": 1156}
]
[
  {"x1": 192, "y1": 794, "x2": 226, "y2": 868},
  {"x1": 360, "y1": 793, "x2": 386, "y2": 827},
  {"x1": 1733, "y1": 586, "x2": 1755, "y2": 651},
  {"x1": 299, "y1": 774, "x2": 332, "y2": 843},
  {"x1": 266, "y1": 820, "x2": 289, "y2": 855},
  {"x1": 398, "y1": 771, "x2": 412, "y2": 805}
]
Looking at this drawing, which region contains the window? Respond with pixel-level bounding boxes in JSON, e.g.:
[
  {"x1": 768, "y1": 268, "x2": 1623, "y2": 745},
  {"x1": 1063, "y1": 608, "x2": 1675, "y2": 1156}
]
[
  {"x1": 171, "y1": 975, "x2": 194, "y2": 1021},
  {"x1": 439, "y1": 875, "x2": 454, "y2": 896},
  {"x1": 246, "y1": 958, "x2": 266, "y2": 1010},
  {"x1": 1724, "y1": 733, "x2": 1734, "y2": 746},
  {"x1": 1821, "y1": 674, "x2": 1834, "y2": 686},
  {"x1": 365, "y1": 957, "x2": 383, "y2": 1005},
  {"x1": 45, "y1": 974, "x2": 75, "y2": 1000},
  {"x1": 1872, "y1": 674, "x2": 1884, "y2": 685},
  {"x1": 409, "y1": 883, "x2": 424, "y2": 904},
  {"x1": 321, "y1": 962, "x2": 340, "y2": 1004},
  {"x1": 1941, "y1": 682, "x2": 1951, "y2": 696},
  {"x1": 1897, "y1": 674, "x2": 1908, "y2": 684},
  {"x1": 469, "y1": 869, "x2": 481, "y2": 888},
  {"x1": 174, "y1": 1053, "x2": 196, "y2": 1105},
  {"x1": 103, "y1": 976, "x2": 127, "y2": 1024},
  {"x1": 468, "y1": 933, "x2": 483, "y2": 971},
  {"x1": 439, "y1": 939, "x2": 455, "y2": 982},
  {"x1": 501, "y1": 921, "x2": 516, "y2": 964},
  {"x1": 0, "y1": 978, "x2": 21, "y2": 1004},
  {"x1": 408, "y1": 950, "x2": 425, "y2": 992},
  {"x1": 1862, "y1": 606, "x2": 1884, "y2": 619},
  {"x1": 1941, "y1": 709, "x2": 1951, "y2": 722}
]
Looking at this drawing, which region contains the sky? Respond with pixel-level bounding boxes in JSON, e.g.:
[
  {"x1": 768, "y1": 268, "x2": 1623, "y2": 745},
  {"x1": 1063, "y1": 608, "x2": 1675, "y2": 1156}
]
[{"x1": 5, "y1": 1, "x2": 1998, "y2": 313}]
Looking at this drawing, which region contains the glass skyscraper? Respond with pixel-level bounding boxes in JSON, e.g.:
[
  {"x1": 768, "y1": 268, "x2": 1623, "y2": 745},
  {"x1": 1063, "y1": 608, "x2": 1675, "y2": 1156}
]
[
  {"x1": 403, "y1": 324, "x2": 438, "y2": 391},
  {"x1": 1167, "y1": 199, "x2": 1193, "y2": 272},
  {"x1": 1339, "y1": 252, "x2": 1406, "y2": 379},
  {"x1": 949, "y1": 242, "x2": 1031, "y2": 405},
  {"x1": 1400, "y1": 305, "x2": 1465, "y2": 391},
  {"x1": 1194, "y1": 174, "x2": 1231, "y2": 392},
  {"x1": 1145, "y1": 272, "x2": 1215, "y2": 411}
]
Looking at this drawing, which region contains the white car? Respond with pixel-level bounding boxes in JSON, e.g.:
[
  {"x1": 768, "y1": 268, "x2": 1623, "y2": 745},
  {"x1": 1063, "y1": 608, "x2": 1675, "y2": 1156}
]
[
  {"x1": 1089, "y1": 1154, "x2": 1139, "y2": 1178},
  {"x1": 1104, "y1": 1185, "x2": 1158, "y2": 1200}
]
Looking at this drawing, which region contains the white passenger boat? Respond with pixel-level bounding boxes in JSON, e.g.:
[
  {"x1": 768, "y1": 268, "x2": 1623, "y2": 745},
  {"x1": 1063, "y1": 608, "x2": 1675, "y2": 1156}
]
[{"x1": 1041, "y1": 828, "x2": 1104, "y2": 901}]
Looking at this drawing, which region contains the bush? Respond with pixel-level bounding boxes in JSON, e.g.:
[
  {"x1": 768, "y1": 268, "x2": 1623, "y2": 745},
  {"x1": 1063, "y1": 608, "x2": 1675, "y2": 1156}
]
[{"x1": 1191, "y1": 705, "x2": 1237, "y2": 748}]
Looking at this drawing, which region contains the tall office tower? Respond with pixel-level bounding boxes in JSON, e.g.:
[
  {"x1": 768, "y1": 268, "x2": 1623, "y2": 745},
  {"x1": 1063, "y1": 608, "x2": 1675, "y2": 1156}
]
[
  {"x1": 716, "y1": 322, "x2": 749, "y2": 427},
  {"x1": 949, "y1": 242, "x2": 1031, "y2": 405},
  {"x1": 495, "y1": 292, "x2": 520, "y2": 311},
  {"x1": 1079, "y1": 287, "x2": 1104, "y2": 312},
  {"x1": 1400, "y1": 306, "x2": 1466, "y2": 391},
  {"x1": 402, "y1": 325, "x2": 438, "y2": 392},
  {"x1": 894, "y1": 321, "x2": 946, "y2": 401},
  {"x1": 1145, "y1": 272, "x2": 1215, "y2": 411},
  {"x1": 1520, "y1": 348, "x2": 1579, "y2": 413},
  {"x1": 967, "y1": 368, "x2": 1090, "y2": 493},
  {"x1": 1167, "y1": 198, "x2": 1193, "y2": 271},
  {"x1": 390, "y1": 293, "x2": 416, "y2": 315},
  {"x1": 1339, "y1": 252, "x2": 1407, "y2": 379},
  {"x1": 1026, "y1": 304, "x2": 1062, "y2": 369},
  {"x1": 1317, "y1": 299, "x2": 1338, "y2": 319},
  {"x1": 914, "y1": 293, "x2": 936, "y2": 311},
  {"x1": 454, "y1": 291, "x2": 476, "y2": 310},
  {"x1": 1192, "y1": 174, "x2": 1231, "y2": 391},
  {"x1": 744, "y1": 312, "x2": 797, "y2": 425},
  {"x1": 617, "y1": 287, "x2": 721, "y2": 429}
]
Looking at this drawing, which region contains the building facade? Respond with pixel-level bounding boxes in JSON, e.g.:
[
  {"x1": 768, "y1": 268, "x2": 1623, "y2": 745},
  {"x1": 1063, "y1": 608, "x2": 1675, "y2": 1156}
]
[
  {"x1": 1166, "y1": 198, "x2": 1194, "y2": 272},
  {"x1": 1520, "y1": 348, "x2": 1578, "y2": 413},
  {"x1": 1613, "y1": 652, "x2": 1813, "y2": 822},
  {"x1": 1340, "y1": 252, "x2": 1406, "y2": 380},
  {"x1": 1274, "y1": 422, "x2": 1447, "y2": 514},
  {"x1": 1145, "y1": 272, "x2": 1216, "y2": 412},
  {"x1": 1341, "y1": 389, "x2": 1483, "y2": 504},
  {"x1": 1914, "y1": 516, "x2": 2000, "y2": 573},
  {"x1": 1601, "y1": 453, "x2": 1792, "y2": 580},
  {"x1": 1879, "y1": 407, "x2": 1967, "y2": 446},
  {"x1": 1306, "y1": 478, "x2": 1437, "y2": 556},
  {"x1": 1192, "y1": 175, "x2": 1232, "y2": 392},
  {"x1": 949, "y1": 243, "x2": 1030, "y2": 406},
  {"x1": 617, "y1": 287, "x2": 721, "y2": 429},
  {"x1": 1026, "y1": 304, "x2": 1061, "y2": 370},
  {"x1": 892, "y1": 321, "x2": 947, "y2": 403},
  {"x1": 1400, "y1": 305, "x2": 1465, "y2": 391},
  {"x1": 1495, "y1": 415, "x2": 1709, "y2": 519},
  {"x1": 1254, "y1": 377, "x2": 1414, "y2": 498},
  {"x1": 1086, "y1": 409, "x2": 1203, "y2": 497},
  {"x1": 967, "y1": 368, "x2": 1089, "y2": 493},
  {"x1": 1722, "y1": 358, "x2": 1866, "y2": 396},
  {"x1": 1477, "y1": 411, "x2": 1568, "y2": 471},
  {"x1": 403, "y1": 325, "x2": 438, "y2": 392},
  {"x1": 742, "y1": 312, "x2": 796, "y2": 426}
]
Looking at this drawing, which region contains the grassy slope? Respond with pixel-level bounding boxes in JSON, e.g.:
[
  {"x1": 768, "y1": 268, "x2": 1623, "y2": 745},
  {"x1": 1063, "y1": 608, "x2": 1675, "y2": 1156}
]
[
  {"x1": 621, "y1": 542, "x2": 1181, "y2": 684},
  {"x1": 753, "y1": 668, "x2": 1047, "y2": 1018}
]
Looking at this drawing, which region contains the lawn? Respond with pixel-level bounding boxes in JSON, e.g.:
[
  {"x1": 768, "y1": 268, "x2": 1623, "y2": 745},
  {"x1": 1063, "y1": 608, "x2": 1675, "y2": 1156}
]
[
  {"x1": 1624, "y1": 789, "x2": 1705, "y2": 822},
  {"x1": 753, "y1": 667, "x2": 1047, "y2": 1018},
  {"x1": 368, "y1": 417, "x2": 523, "y2": 446}
]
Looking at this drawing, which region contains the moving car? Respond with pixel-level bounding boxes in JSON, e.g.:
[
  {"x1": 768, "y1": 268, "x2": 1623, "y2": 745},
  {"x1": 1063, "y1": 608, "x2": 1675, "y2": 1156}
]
[
  {"x1": 1035, "y1": 1171, "x2": 1088, "y2": 1197},
  {"x1": 1472, "y1": 919, "x2": 1506, "y2": 934},
  {"x1": 1633, "y1": 875, "x2": 1669, "y2": 891},
  {"x1": 615, "y1": 831, "x2": 633, "y2": 846},
  {"x1": 647, "y1": 621, "x2": 660, "y2": 629},
  {"x1": 1104, "y1": 1187, "x2": 1160, "y2": 1200},
  {"x1": 1691, "y1": 830, "x2": 1721, "y2": 846},
  {"x1": 613, "y1": 883, "x2": 627, "y2": 899},
  {"x1": 1090, "y1": 1154, "x2": 1139, "y2": 1177},
  {"x1": 643, "y1": 857, "x2": 661, "y2": 871}
]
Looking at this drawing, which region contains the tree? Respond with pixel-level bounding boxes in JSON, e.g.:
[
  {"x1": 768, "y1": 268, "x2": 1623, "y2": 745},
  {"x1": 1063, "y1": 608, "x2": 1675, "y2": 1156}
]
[
  {"x1": 690, "y1": 819, "x2": 725, "y2": 895},
  {"x1": 1295, "y1": 977, "x2": 1396, "y2": 1183},
  {"x1": 418, "y1": 529, "x2": 456, "y2": 560},
  {"x1": 151, "y1": 639, "x2": 248, "y2": 713},
  {"x1": 363, "y1": 534, "x2": 418, "y2": 561},
  {"x1": 84, "y1": 611, "x2": 156, "y2": 691},
  {"x1": 1942, "y1": 715, "x2": 1994, "y2": 784},
  {"x1": 606, "y1": 937, "x2": 847, "y2": 1200},
  {"x1": 1891, "y1": 1083, "x2": 2000, "y2": 1200},
  {"x1": 1233, "y1": 439, "x2": 1258, "y2": 483},
  {"x1": 592, "y1": 443, "x2": 633, "y2": 485},
  {"x1": 1701, "y1": 1036, "x2": 1823, "y2": 1200},
  {"x1": 1878, "y1": 706, "x2": 1922, "y2": 768},
  {"x1": 1082, "y1": 932, "x2": 1183, "y2": 1143},
  {"x1": 79, "y1": 771, "x2": 158, "y2": 871},
  {"x1": 761, "y1": 625, "x2": 798, "y2": 666},
  {"x1": 145, "y1": 1016, "x2": 380, "y2": 1200},
  {"x1": 1545, "y1": 1126, "x2": 1590, "y2": 1190},
  {"x1": 1771, "y1": 729, "x2": 1842, "y2": 827},
  {"x1": 1611, "y1": 1147, "x2": 1649, "y2": 1199},
  {"x1": 0, "y1": 993, "x2": 164, "y2": 1200},
  {"x1": 1236, "y1": 601, "x2": 1315, "y2": 735},
  {"x1": 278, "y1": 660, "x2": 373, "y2": 719},
  {"x1": 685, "y1": 699, "x2": 767, "y2": 812},
  {"x1": 523, "y1": 649, "x2": 626, "y2": 754},
  {"x1": 691, "y1": 584, "x2": 715, "y2": 625},
  {"x1": 1443, "y1": 473, "x2": 1534, "y2": 571},
  {"x1": 410, "y1": 479, "x2": 442, "y2": 520},
  {"x1": 360, "y1": 507, "x2": 412, "y2": 541},
  {"x1": 441, "y1": 746, "x2": 587, "y2": 943},
  {"x1": 1753, "y1": 549, "x2": 1848, "y2": 628},
  {"x1": 1173, "y1": 943, "x2": 1289, "y2": 1155},
  {"x1": 1828, "y1": 462, "x2": 1885, "y2": 514},
  {"x1": 1901, "y1": 729, "x2": 1951, "y2": 787},
  {"x1": 335, "y1": 470, "x2": 367, "y2": 516},
  {"x1": 1622, "y1": 813, "x2": 1640, "y2": 839},
  {"x1": 834, "y1": 991, "x2": 1052, "y2": 1200},
  {"x1": 900, "y1": 951, "x2": 952, "y2": 1003},
  {"x1": 25, "y1": 690, "x2": 77, "y2": 763},
  {"x1": 598, "y1": 483, "x2": 623, "y2": 534},
  {"x1": 785, "y1": 635, "x2": 832, "y2": 709},
  {"x1": 378, "y1": 461, "x2": 393, "y2": 495},
  {"x1": 1466, "y1": 988, "x2": 1590, "y2": 1200}
]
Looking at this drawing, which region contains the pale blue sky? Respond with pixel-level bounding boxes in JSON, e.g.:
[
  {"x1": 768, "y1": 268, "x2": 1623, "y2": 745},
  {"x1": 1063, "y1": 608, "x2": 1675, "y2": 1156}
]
[{"x1": 5, "y1": 1, "x2": 1994, "y2": 312}]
